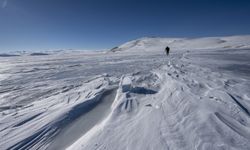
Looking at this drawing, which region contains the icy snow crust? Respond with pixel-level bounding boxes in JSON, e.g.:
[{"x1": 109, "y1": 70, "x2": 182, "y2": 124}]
[{"x1": 1, "y1": 35, "x2": 250, "y2": 150}]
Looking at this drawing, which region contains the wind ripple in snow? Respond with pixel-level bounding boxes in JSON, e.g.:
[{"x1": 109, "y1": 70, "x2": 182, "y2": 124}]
[{"x1": 1, "y1": 37, "x2": 250, "y2": 149}]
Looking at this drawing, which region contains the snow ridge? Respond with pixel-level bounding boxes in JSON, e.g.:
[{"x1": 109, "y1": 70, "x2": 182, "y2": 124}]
[
  {"x1": 68, "y1": 52, "x2": 250, "y2": 150},
  {"x1": 110, "y1": 35, "x2": 250, "y2": 53}
]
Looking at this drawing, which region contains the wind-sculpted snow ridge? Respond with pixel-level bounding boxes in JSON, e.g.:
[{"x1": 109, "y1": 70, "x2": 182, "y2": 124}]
[
  {"x1": 0, "y1": 75, "x2": 119, "y2": 150},
  {"x1": 68, "y1": 53, "x2": 250, "y2": 150}
]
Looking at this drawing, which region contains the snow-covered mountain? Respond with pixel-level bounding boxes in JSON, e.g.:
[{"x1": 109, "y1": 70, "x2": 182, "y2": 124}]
[{"x1": 1, "y1": 35, "x2": 250, "y2": 150}]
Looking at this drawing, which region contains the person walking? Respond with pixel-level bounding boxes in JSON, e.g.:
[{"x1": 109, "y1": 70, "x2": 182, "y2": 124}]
[{"x1": 165, "y1": 46, "x2": 170, "y2": 56}]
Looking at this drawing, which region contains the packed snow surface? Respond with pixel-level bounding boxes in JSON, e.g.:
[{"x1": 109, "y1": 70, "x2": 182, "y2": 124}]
[{"x1": 1, "y1": 35, "x2": 250, "y2": 150}]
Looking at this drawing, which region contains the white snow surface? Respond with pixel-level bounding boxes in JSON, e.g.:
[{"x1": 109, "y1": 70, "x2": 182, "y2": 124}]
[
  {"x1": 111, "y1": 35, "x2": 250, "y2": 53},
  {"x1": 1, "y1": 35, "x2": 250, "y2": 150}
]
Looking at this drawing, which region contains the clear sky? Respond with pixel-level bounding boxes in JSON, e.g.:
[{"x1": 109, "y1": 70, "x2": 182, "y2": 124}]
[{"x1": 1, "y1": 0, "x2": 250, "y2": 52}]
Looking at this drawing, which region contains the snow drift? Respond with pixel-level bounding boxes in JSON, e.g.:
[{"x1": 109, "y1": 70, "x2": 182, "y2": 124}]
[{"x1": 0, "y1": 35, "x2": 250, "y2": 150}]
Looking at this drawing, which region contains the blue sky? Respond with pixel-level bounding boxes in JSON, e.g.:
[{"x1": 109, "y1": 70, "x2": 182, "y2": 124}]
[{"x1": 0, "y1": 0, "x2": 250, "y2": 52}]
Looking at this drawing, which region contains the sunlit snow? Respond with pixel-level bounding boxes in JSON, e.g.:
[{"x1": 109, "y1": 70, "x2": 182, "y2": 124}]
[{"x1": 1, "y1": 35, "x2": 250, "y2": 150}]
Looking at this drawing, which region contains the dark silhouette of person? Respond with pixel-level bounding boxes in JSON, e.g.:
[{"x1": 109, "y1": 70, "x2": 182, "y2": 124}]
[{"x1": 165, "y1": 46, "x2": 170, "y2": 56}]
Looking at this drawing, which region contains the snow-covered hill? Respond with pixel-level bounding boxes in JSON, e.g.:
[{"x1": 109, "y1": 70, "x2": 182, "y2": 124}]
[
  {"x1": 0, "y1": 35, "x2": 250, "y2": 150},
  {"x1": 110, "y1": 35, "x2": 250, "y2": 53}
]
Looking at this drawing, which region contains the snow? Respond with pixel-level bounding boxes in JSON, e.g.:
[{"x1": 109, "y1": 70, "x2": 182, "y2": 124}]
[
  {"x1": 1, "y1": 35, "x2": 250, "y2": 150},
  {"x1": 112, "y1": 35, "x2": 250, "y2": 53}
]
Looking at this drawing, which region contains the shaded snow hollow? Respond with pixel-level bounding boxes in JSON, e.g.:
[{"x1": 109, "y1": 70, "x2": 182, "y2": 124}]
[{"x1": 0, "y1": 35, "x2": 250, "y2": 150}]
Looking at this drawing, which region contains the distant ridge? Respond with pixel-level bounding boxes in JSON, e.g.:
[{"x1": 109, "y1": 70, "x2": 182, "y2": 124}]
[{"x1": 110, "y1": 35, "x2": 250, "y2": 53}]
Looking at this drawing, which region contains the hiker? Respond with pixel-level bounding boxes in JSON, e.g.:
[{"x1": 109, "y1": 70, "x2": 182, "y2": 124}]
[{"x1": 165, "y1": 46, "x2": 170, "y2": 56}]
